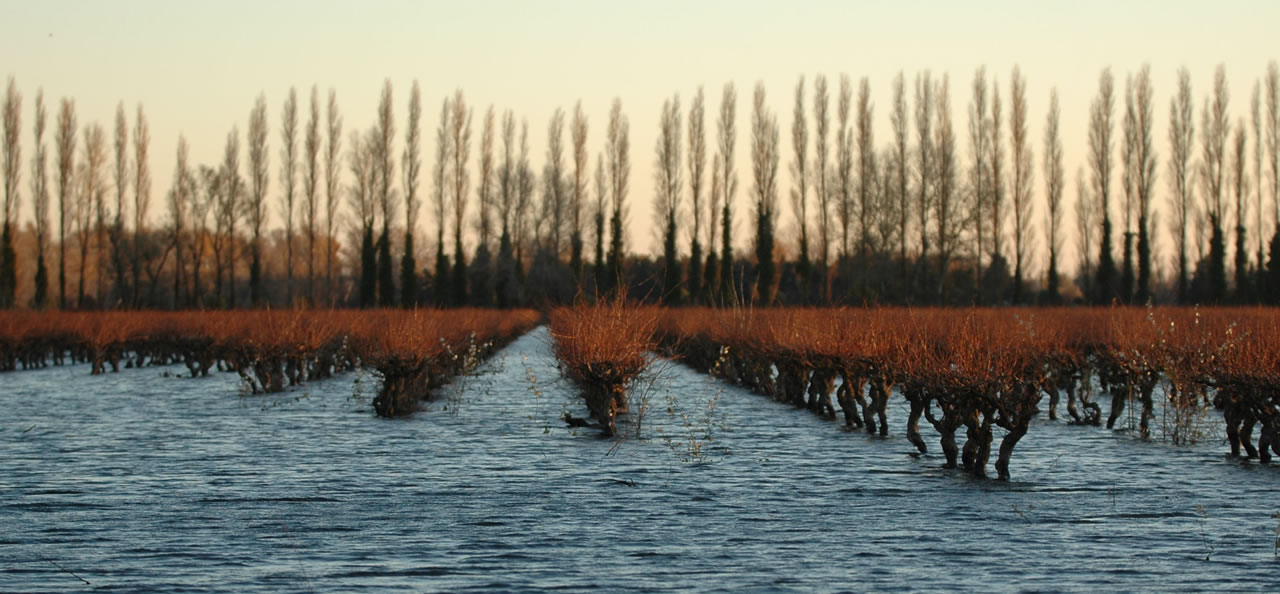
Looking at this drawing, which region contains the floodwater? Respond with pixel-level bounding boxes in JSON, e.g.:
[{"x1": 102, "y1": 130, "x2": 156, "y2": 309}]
[{"x1": 2, "y1": 326, "x2": 1278, "y2": 592}]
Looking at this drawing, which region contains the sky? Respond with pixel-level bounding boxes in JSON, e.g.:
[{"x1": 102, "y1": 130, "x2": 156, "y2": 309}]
[{"x1": 3, "y1": 0, "x2": 1278, "y2": 279}]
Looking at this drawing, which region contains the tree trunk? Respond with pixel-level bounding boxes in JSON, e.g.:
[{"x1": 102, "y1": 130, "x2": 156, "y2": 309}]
[
  {"x1": 995, "y1": 423, "x2": 1027, "y2": 480},
  {"x1": 904, "y1": 390, "x2": 927, "y2": 454}
]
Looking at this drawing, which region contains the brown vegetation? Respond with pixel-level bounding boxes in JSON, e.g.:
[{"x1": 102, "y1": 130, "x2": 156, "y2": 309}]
[
  {"x1": 6, "y1": 305, "x2": 1279, "y2": 470},
  {"x1": 656, "y1": 307, "x2": 1280, "y2": 479},
  {"x1": 0, "y1": 308, "x2": 539, "y2": 417},
  {"x1": 549, "y1": 302, "x2": 658, "y2": 436}
]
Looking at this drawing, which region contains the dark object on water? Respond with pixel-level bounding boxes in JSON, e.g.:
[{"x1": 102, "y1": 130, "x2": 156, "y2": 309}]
[{"x1": 562, "y1": 412, "x2": 593, "y2": 428}]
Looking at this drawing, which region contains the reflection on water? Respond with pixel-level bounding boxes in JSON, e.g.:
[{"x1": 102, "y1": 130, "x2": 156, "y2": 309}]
[{"x1": 2, "y1": 326, "x2": 1277, "y2": 592}]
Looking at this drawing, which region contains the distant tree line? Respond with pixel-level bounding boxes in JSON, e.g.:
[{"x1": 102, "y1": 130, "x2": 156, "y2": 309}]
[{"x1": 1, "y1": 63, "x2": 1279, "y2": 310}]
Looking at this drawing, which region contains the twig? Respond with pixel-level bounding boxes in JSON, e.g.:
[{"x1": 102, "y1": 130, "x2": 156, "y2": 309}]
[
  {"x1": 605, "y1": 437, "x2": 625, "y2": 458},
  {"x1": 1194, "y1": 504, "x2": 1215, "y2": 561},
  {"x1": 43, "y1": 557, "x2": 90, "y2": 585},
  {"x1": 280, "y1": 521, "x2": 316, "y2": 593},
  {"x1": 1271, "y1": 511, "x2": 1279, "y2": 558}
]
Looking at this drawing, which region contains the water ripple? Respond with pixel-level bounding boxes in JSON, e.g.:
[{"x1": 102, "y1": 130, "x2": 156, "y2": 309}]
[{"x1": 1, "y1": 326, "x2": 1277, "y2": 592}]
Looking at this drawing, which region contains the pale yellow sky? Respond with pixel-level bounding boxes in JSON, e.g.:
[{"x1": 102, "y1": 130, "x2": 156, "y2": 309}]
[{"x1": 3, "y1": 0, "x2": 1278, "y2": 280}]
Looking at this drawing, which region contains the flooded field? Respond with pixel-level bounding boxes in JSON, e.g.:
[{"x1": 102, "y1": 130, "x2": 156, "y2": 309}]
[{"x1": 2, "y1": 326, "x2": 1278, "y2": 592}]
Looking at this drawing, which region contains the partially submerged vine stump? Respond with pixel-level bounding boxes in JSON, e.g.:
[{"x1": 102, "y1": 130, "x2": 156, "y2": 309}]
[
  {"x1": 355, "y1": 309, "x2": 540, "y2": 418},
  {"x1": 550, "y1": 303, "x2": 658, "y2": 437},
  {"x1": 0, "y1": 309, "x2": 539, "y2": 421},
  {"x1": 656, "y1": 308, "x2": 1050, "y2": 480},
  {"x1": 4, "y1": 307, "x2": 1280, "y2": 473}
]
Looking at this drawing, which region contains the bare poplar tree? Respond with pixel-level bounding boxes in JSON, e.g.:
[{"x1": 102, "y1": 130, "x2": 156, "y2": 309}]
[
  {"x1": 449, "y1": 90, "x2": 471, "y2": 305},
  {"x1": 706, "y1": 154, "x2": 721, "y2": 302},
  {"x1": 190, "y1": 165, "x2": 216, "y2": 306},
  {"x1": 473, "y1": 105, "x2": 495, "y2": 306},
  {"x1": 55, "y1": 99, "x2": 76, "y2": 309},
  {"x1": 1132, "y1": 65, "x2": 1157, "y2": 303},
  {"x1": 132, "y1": 105, "x2": 150, "y2": 309},
  {"x1": 1, "y1": 78, "x2": 20, "y2": 308},
  {"x1": 513, "y1": 119, "x2": 534, "y2": 275},
  {"x1": 168, "y1": 136, "x2": 189, "y2": 306},
  {"x1": 1169, "y1": 68, "x2": 1195, "y2": 303},
  {"x1": 431, "y1": 97, "x2": 452, "y2": 306},
  {"x1": 1043, "y1": 89, "x2": 1064, "y2": 302},
  {"x1": 349, "y1": 128, "x2": 377, "y2": 307},
  {"x1": 989, "y1": 77, "x2": 1006, "y2": 278},
  {"x1": 280, "y1": 87, "x2": 299, "y2": 305},
  {"x1": 87, "y1": 113, "x2": 113, "y2": 307},
  {"x1": 607, "y1": 98, "x2": 631, "y2": 291},
  {"x1": 855, "y1": 77, "x2": 876, "y2": 295},
  {"x1": 836, "y1": 75, "x2": 854, "y2": 263},
  {"x1": 1200, "y1": 64, "x2": 1230, "y2": 302},
  {"x1": 77, "y1": 123, "x2": 105, "y2": 308},
  {"x1": 569, "y1": 102, "x2": 588, "y2": 286},
  {"x1": 1009, "y1": 66, "x2": 1034, "y2": 304},
  {"x1": 890, "y1": 72, "x2": 909, "y2": 300},
  {"x1": 1231, "y1": 120, "x2": 1249, "y2": 299},
  {"x1": 303, "y1": 86, "x2": 321, "y2": 305},
  {"x1": 196, "y1": 168, "x2": 218, "y2": 305},
  {"x1": 932, "y1": 76, "x2": 961, "y2": 302},
  {"x1": 107, "y1": 103, "x2": 128, "y2": 307},
  {"x1": 1089, "y1": 68, "x2": 1116, "y2": 303},
  {"x1": 31, "y1": 91, "x2": 49, "y2": 307},
  {"x1": 1252, "y1": 81, "x2": 1264, "y2": 296},
  {"x1": 324, "y1": 90, "x2": 342, "y2": 306},
  {"x1": 246, "y1": 95, "x2": 269, "y2": 306},
  {"x1": 496, "y1": 110, "x2": 518, "y2": 307},
  {"x1": 874, "y1": 146, "x2": 901, "y2": 259},
  {"x1": 1120, "y1": 75, "x2": 1138, "y2": 304},
  {"x1": 716, "y1": 85, "x2": 736, "y2": 304},
  {"x1": 400, "y1": 81, "x2": 421, "y2": 308},
  {"x1": 544, "y1": 107, "x2": 565, "y2": 255},
  {"x1": 751, "y1": 82, "x2": 781, "y2": 304},
  {"x1": 968, "y1": 67, "x2": 990, "y2": 296},
  {"x1": 789, "y1": 77, "x2": 810, "y2": 299},
  {"x1": 220, "y1": 128, "x2": 243, "y2": 308},
  {"x1": 537, "y1": 159, "x2": 558, "y2": 248},
  {"x1": 687, "y1": 87, "x2": 706, "y2": 304},
  {"x1": 478, "y1": 106, "x2": 496, "y2": 251},
  {"x1": 1075, "y1": 167, "x2": 1095, "y2": 296},
  {"x1": 375, "y1": 80, "x2": 397, "y2": 307},
  {"x1": 593, "y1": 152, "x2": 608, "y2": 297},
  {"x1": 812, "y1": 75, "x2": 832, "y2": 302},
  {"x1": 656, "y1": 94, "x2": 683, "y2": 304},
  {"x1": 96, "y1": 117, "x2": 113, "y2": 307},
  {"x1": 1267, "y1": 62, "x2": 1280, "y2": 299},
  {"x1": 913, "y1": 72, "x2": 934, "y2": 300}
]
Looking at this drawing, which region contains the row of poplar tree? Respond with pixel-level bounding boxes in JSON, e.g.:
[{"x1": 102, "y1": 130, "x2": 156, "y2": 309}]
[{"x1": 2, "y1": 63, "x2": 1280, "y2": 310}]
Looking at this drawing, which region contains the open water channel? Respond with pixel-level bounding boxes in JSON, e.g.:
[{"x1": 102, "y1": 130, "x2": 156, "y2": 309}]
[{"x1": 2, "y1": 326, "x2": 1278, "y2": 591}]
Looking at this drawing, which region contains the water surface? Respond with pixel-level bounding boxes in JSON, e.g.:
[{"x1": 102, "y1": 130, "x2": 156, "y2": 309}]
[{"x1": 2, "y1": 327, "x2": 1278, "y2": 591}]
